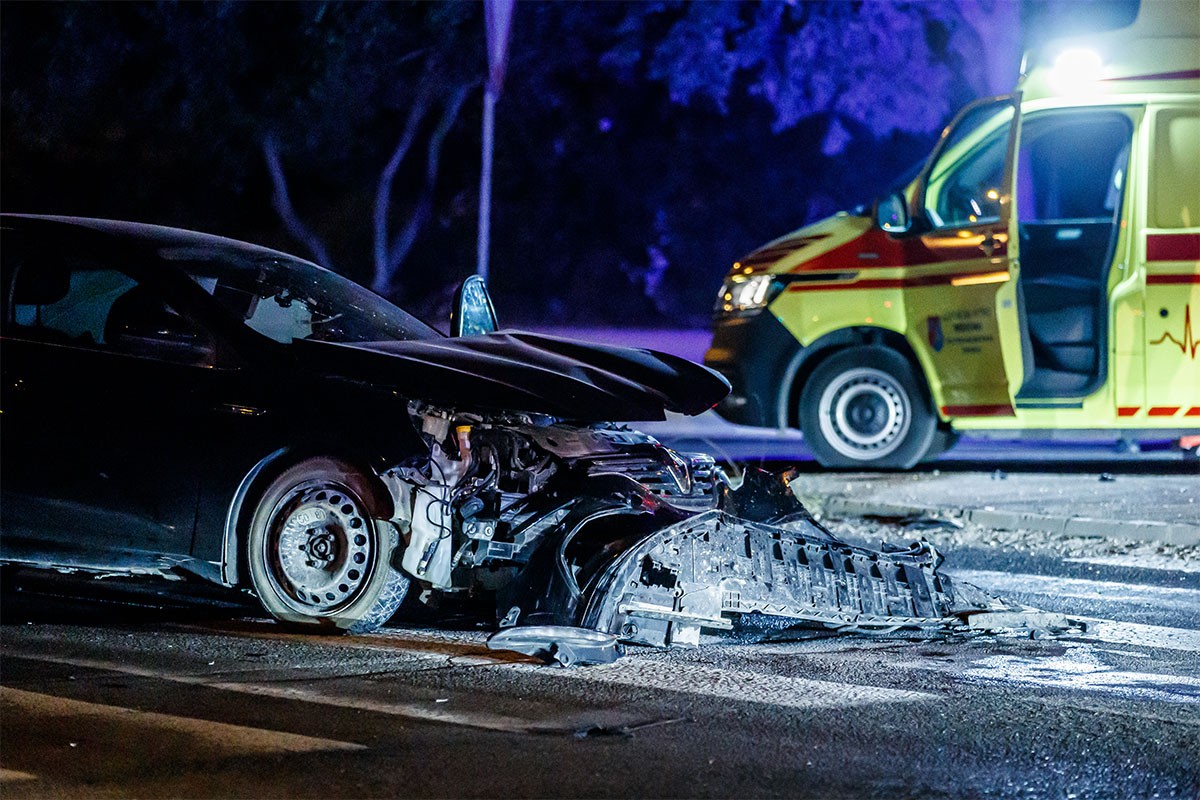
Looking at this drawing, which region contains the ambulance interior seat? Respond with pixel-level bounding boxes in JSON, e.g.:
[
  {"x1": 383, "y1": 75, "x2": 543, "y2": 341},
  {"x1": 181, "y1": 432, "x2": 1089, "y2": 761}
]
[{"x1": 1015, "y1": 112, "x2": 1130, "y2": 399}]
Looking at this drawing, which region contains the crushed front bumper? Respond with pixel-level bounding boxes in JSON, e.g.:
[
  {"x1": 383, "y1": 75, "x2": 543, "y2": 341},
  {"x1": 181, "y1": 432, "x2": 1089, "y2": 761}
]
[{"x1": 580, "y1": 507, "x2": 999, "y2": 647}]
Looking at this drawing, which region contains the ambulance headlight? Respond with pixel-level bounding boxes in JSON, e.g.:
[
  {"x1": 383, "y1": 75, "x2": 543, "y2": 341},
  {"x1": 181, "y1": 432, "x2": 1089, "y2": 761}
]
[{"x1": 715, "y1": 274, "x2": 777, "y2": 316}]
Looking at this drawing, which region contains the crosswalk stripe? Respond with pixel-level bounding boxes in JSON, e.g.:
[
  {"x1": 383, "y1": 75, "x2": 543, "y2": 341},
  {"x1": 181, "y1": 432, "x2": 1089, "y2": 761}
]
[
  {"x1": 1, "y1": 651, "x2": 560, "y2": 734},
  {"x1": 365, "y1": 628, "x2": 937, "y2": 708},
  {"x1": 948, "y1": 568, "x2": 1200, "y2": 611},
  {"x1": 1072, "y1": 619, "x2": 1200, "y2": 652},
  {"x1": 7, "y1": 636, "x2": 931, "y2": 733},
  {"x1": 1, "y1": 686, "x2": 365, "y2": 754},
  {"x1": 946, "y1": 569, "x2": 1200, "y2": 651},
  {"x1": 0, "y1": 769, "x2": 37, "y2": 783},
  {"x1": 14, "y1": 597, "x2": 1198, "y2": 731},
  {"x1": 960, "y1": 654, "x2": 1200, "y2": 704},
  {"x1": 502, "y1": 658, "x2": 937, "y2": 709},
  {"x1": 1063, "y1": 556, "x2": 1200, "y2": 575}
]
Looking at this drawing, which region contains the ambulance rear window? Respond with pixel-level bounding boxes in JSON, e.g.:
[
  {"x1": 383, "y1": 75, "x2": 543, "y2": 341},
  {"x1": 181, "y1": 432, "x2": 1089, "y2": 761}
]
[{"x1": 1151, "y1": 109, "x2": 1200, "y2": 229}]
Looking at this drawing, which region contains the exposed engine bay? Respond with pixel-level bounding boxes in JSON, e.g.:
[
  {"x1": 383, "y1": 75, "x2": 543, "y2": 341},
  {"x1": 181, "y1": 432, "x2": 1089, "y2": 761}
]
[{"x1": 380, "y1": 403, "x2": 1068, "y2": 648}]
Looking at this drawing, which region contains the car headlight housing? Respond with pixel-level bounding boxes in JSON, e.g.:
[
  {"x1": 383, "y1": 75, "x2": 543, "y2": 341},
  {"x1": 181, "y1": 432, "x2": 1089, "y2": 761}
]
[{"x1": 714, "y1": 274, "x2": 778, "y2": 317}]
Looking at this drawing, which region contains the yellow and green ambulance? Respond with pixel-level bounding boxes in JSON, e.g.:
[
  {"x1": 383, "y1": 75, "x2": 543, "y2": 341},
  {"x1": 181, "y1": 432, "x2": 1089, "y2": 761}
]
[{"x1": 706, "y1": 7, "x2": 1200, "y2": 468}]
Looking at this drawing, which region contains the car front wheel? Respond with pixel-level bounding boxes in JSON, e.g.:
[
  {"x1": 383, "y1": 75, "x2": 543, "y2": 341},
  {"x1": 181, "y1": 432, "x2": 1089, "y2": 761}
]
[
  {"x1": 246, "y1": 457, "x2": 409, "y2": 633},
  {"x1": 799, "y1": 347, "x2": 937, "y2": 469}
]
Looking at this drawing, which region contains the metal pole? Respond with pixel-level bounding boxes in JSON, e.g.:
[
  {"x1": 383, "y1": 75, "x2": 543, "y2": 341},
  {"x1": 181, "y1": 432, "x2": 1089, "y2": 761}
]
[{"x1": 476, "y1": 88, "x2": 496, "y2": 282}]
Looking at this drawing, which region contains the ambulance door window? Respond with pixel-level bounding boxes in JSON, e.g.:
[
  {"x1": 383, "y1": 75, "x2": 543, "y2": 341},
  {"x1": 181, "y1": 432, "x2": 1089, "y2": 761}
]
[{"x1": 923, "y1": 102, "x2": 1014, "y2": 229}]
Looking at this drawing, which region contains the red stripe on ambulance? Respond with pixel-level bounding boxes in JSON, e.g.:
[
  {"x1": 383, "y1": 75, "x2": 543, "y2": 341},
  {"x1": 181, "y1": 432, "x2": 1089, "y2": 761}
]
[{"x1": 1146, "y1": 234, "x2": 1200, "y2": 262}]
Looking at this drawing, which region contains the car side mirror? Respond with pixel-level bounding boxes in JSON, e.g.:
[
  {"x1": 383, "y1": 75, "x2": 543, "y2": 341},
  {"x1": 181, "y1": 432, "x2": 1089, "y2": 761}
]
[
  {"x1": 876, "y1": 192, "x2": 911, "y2": 234},
  {"x1": 451, "y1": 274, "x2": 499, "y2": 337}
]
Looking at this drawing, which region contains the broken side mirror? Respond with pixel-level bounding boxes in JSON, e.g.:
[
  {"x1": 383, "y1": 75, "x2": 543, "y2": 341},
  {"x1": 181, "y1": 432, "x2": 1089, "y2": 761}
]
[
  {"x1": 451, "y1": 274, "x2": 499, "y2": 337},
  {"x1": 876, "y1": 191, "x2": 911, "y2": 234}
]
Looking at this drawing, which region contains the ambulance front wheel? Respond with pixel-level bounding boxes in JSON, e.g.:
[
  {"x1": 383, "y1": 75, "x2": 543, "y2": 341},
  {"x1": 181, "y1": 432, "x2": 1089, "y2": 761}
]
[{"x1": 798, "y1": 347, "x2": 938, "y2": 469}]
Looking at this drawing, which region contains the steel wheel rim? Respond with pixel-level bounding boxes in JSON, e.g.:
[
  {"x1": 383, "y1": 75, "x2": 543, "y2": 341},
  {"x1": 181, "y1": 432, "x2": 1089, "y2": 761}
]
[
  {"x1": 817, "y1": 367, "x2": 911, "y2": 459},
  {"x1": 263, "y1": 482, "x2": 377, "y2": 615}
]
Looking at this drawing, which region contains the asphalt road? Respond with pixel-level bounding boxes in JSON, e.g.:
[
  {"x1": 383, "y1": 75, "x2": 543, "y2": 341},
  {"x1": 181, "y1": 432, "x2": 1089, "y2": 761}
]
[{"x1": 3, "y1": 505, "x2": 1197, "y2": 800}]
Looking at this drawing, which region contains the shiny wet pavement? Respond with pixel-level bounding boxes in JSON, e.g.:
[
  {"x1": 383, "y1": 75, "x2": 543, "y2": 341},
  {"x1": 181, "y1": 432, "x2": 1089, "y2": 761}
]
[{"x1": 2, "y1": 523, "x2": 1197, "y2": 800}]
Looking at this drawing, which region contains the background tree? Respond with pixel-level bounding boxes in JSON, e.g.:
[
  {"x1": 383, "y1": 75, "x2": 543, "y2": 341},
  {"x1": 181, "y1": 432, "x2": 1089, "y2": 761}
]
[{"x1": 1, "y1": 0, "x2": 1138, "y2": 328}]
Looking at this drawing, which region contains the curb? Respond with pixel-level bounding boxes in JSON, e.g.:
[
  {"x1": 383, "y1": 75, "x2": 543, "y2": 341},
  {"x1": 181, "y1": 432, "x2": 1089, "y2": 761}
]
[{"x1": 818, "y1": 497, "x2": 1200, "y2": 547}]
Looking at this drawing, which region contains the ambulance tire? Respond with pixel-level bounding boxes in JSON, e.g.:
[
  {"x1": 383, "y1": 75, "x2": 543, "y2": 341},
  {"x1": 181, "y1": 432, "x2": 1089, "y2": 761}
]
[
  {"x1": 799, "y1": 347, "x2": 938, "y2": 469},
  {"x1": 921, "y1": 428, "x2": 961, "y2": 463}
]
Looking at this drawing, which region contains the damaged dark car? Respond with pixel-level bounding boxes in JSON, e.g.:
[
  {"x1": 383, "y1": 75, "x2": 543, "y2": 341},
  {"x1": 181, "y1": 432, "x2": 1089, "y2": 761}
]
[{"x1": 1, "y1": 215, "x2": 1038, "y2": 646}]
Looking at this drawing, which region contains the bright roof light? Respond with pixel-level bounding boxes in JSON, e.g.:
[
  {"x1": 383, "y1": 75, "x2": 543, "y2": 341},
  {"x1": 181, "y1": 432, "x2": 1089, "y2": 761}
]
[{"x1": 1050, "y1": 48, "x2": 1104, "y2": 95}]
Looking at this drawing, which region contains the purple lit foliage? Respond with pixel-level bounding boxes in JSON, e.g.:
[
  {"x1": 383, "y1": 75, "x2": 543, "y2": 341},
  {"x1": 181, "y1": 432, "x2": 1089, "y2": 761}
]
[{"x1": 605, "y1": 1, "x2": 1021, "y2": 153}]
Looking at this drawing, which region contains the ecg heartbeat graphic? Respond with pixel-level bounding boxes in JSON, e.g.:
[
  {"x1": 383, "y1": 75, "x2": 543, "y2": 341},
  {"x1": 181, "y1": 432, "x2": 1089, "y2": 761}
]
[{"x1": 1150, "y1": 305, "x2": 1199, "y2": 359}]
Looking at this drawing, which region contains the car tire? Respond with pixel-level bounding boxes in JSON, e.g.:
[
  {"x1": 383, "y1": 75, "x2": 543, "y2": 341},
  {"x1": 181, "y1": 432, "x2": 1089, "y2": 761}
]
[
  {"x1": 798, "y1": 347, "x2": 937, "y2": 469},
  {"x1": 246, "y1": 456, "x2": 409, "y2": 633}
]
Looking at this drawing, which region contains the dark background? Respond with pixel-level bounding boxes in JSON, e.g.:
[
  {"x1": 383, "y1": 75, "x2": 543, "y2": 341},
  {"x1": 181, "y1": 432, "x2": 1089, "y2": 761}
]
[{"x1": 1, "y1": 1, "x2": 1139, "y2": 330}]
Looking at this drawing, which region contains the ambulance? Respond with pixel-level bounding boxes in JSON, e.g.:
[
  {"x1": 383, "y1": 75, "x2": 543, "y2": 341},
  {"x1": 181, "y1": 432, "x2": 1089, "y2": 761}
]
[{"x1": 705, "y1": 6, "x2": 1200, "y2": 468}]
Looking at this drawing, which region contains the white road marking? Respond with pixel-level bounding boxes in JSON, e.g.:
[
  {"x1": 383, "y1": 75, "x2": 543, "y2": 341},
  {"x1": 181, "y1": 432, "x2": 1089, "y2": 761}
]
[
  {"x1": 2, "y1": 651, "x2": 567, "y2": 734},
  {"x1": 369, "y1": 629, "x2": 936, "y2": 708},
  {"x1": 510, "y1": 659, "x2": 937, "y2": 709},
  {"x1": 202, "y1": 681, "x2": 569, "y2": 733},
  {"x1": 961, "y1": 651, "x2": 1200, "y2": 704},
  {"x1": 0, "y1": 769, "x2": 37, "y2": 783},
  {"x1": 12, "y1": 596, "x2": 1197, "y2": 734},
  {"x1": 8, "y1": 637, "x2": 931, "y2": 735},
  {"x1": 1063, "y1": 556, "x2": 1200, "y2": 575},
  {"x1": 944, "y1": 569, "x2": 1200, "y2": 651},
  {"x1": 947, "y1": 569, "x2": 1200, "y2": 614},
  {"x1": 0, "y1": 686, "x2": 365, "y2": 754},
  {"x1": 1071, "y1": 619, "x2": 1200, "y2": 652}
]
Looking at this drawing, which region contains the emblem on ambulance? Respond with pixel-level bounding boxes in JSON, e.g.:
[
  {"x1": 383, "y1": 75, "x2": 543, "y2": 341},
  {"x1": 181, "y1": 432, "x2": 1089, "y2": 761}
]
[{"x1": 927, "y1": 316, "x2": 944, "y2": 352}]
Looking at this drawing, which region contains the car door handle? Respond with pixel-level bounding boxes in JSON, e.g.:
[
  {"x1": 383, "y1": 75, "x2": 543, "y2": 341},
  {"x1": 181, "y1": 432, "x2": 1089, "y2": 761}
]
[{"x1": 979, "y1": 235, "x2": 998, "y2": 258}]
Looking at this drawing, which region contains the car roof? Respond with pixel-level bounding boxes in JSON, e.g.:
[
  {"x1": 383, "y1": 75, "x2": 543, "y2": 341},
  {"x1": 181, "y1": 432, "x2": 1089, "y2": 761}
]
[{"x1": 0, "y1": 213, "x2": 318, "y2": 268}]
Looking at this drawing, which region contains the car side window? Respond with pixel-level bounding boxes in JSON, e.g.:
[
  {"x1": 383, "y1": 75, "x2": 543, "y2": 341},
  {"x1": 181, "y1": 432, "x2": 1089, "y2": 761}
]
[{"x1": 5, "y1": 259, "x2": 216, "y2": 366}]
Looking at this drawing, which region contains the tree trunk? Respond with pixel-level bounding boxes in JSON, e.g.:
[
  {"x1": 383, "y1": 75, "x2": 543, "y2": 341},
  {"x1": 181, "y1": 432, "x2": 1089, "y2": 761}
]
[
  {"x1": 373, "y1": 85, "x2": 472, "y2": 298},
  {"x1": 372, "y1": 96, "x2": 429, "y2": 295},
  {"x1": 262, "y1": 137, "x2": 333, "y2": 268}
]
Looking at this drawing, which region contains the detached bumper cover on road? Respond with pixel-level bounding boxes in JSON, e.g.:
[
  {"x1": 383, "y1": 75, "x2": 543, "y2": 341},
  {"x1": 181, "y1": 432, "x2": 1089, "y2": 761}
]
[
  {"x1": 583, "y1": 511, "x2": 983, "y2": 646},
  {"x1": 579, "y1": 471, "x2": 1067, "y2": 647}
]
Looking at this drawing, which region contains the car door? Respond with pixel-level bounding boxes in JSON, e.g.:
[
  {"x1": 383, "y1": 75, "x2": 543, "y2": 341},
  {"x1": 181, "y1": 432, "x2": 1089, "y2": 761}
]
[
  {"x1": 0, "y1": 244, "x2": 220, "y2": 570},
  {"x1": 907, "y1": 95, "x2": 1025, "y2": 418}
]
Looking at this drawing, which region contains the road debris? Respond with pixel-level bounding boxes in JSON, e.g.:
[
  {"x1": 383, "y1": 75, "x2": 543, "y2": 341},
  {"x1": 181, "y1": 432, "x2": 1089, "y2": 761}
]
[{"x1": 486, "y1": 625, "x2": 623, "y2": 667}]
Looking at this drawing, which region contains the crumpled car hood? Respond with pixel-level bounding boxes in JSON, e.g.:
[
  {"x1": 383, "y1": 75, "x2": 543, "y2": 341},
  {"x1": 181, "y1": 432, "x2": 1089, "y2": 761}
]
[{"x1": 295, "y1": 330, "x2": 731, "y2": 421}]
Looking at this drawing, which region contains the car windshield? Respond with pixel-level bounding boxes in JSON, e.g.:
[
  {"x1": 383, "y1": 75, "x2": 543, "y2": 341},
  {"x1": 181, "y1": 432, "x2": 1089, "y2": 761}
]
[{"x1": 165, "y1": 247, "x2": 440, "y2": 344}]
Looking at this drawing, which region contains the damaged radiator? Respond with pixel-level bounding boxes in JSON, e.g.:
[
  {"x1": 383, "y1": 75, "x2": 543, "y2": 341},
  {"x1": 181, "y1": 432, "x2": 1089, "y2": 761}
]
[{"x1": 582, "y1": 509, "x2": 994, "y2": 647}]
